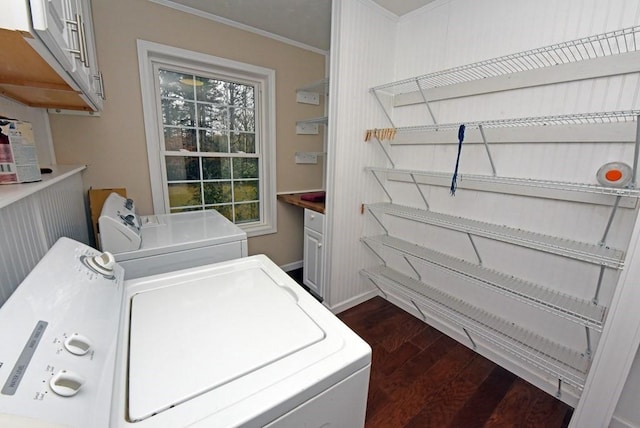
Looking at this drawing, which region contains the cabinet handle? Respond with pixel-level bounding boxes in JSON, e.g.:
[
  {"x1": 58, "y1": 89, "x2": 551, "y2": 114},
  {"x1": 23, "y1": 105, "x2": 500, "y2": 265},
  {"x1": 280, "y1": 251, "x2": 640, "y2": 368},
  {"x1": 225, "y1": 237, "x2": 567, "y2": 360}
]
[
  {"x1": 77, "y1": 14, "x2": 89, "y2": 68},
  {"x1": 318, "y1": 243, "x2": 322, "y2": 248},
  {"x1": 94, "y1": 72, "x2": 106, "y2": 99}
]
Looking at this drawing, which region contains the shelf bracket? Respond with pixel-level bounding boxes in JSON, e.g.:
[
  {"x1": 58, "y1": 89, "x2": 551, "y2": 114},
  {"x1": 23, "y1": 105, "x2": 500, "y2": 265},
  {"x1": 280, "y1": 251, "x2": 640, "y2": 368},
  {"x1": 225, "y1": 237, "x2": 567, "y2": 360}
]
[
  {"x1": 366, "y1": 277, "x2": 388, "y2": 299},
  {"x1": 632, "y1": 114, "x2": 640, "y2": 187},
  {"x1": 478, "y1": 124, "x2": 497, "y2": 177},
  {"x1": 410, "y1": 173, "x2": 430, "y2": 210},
  {"x1": 592, "y1": 265, "x2": 606, "y2": 305},
  {"x1": 366, "y1": 207, "x2": 389, "y2": 235},
  {"x1": 599, "y1": 195, "x2": 621, "y2": 245},
  {"x1": 415, "y1": 78, "x2": 438, "y2": 125},
  {"x1": 371, "y1": 170, "x2": 393, "y2": 203},
  {"x1": 373, "y1": 136, "x2": 395, "y2": 168},
  {"x1": 467, "y1": 233, "x2": 483, "y2": 265},
  {"x1": 403, "y1": 255, "x2": 422, "y2": 281},
  {"x1": 371, "y1": 89, "x2": 396, "y2": 128},
  {"x1": 361, "y1": 238, "x2": 387, "y2": 265},
  {"x1": 411, "y1": 299, "x2": 428, "y2": 321},
  {"x1": 585, "y1": 326, "x2": 592, "y2": 358},
  {"x1": 462, "y1": 327, "x2": 477, "y2": 350}
]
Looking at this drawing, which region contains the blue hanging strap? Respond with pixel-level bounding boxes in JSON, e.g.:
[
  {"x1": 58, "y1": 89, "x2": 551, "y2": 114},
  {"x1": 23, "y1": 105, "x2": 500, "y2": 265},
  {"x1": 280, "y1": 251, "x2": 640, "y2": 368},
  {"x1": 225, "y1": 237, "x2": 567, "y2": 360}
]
[{"x1": 450, "y1": 124, "x2": 465, "y2": 195}]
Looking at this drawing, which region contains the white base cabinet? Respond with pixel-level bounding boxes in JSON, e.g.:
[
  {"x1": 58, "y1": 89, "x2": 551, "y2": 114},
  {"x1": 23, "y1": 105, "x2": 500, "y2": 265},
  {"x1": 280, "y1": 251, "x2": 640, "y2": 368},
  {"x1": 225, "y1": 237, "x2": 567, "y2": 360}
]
[{"x1": 303, "y1": 209, "x2": 325, "y2": 298}]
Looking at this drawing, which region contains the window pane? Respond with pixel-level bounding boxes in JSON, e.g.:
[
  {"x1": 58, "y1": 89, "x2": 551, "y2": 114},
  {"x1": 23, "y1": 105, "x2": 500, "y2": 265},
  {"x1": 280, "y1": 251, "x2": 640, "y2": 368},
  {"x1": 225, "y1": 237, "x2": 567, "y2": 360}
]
[
  {"x1": 230, "y1": 133, "x2": 256, "y2": 153},
  {"x1": 235, "y1": 202, "x2": 259, "y2": 223},
  {"x1": 203, "y1": 158, "x2": 230, "y2": 179},
  {"x1": 229, "y1": 107, "x2": 254, "y2": 132},
  {"x1": 203, "y1": 182, "x2": 232, "y2": 204},
  {"x1": 229, "y1": 83, "x2": 254, "y2": 108},
  {"x1": 197, "y1": 104, "x2": 227, "y2": 130},
  {"x1": 234, "y1": 180, "x2": 259, "y2": 202},
  {"x1": 168, "y1": 183, "x2": 201, "y2": 208},
  {"x1": 199, "y1": 130, "x2": 228, "y2": 153},
  {"x1": 196, "y1": 79, "x2": 228, "y2": 104},
  {"x1": 165, "y1": 156, "x2": 201, "y2": 181},
  {"x1": 207, "y1": 205, "x2": 232, "y2": 221},
  {"x1": 159, "y1": 70, "x2": 195, "y2": 100},
  {"x1": 162, "y1": 99, "x2": 195, "y2": 126},
  {"x1": 164, "y1": 127, "x2": 196, "y2": 152},
  {"x1": 232, "y1": 158, "x2": 258, "y2": 179}
]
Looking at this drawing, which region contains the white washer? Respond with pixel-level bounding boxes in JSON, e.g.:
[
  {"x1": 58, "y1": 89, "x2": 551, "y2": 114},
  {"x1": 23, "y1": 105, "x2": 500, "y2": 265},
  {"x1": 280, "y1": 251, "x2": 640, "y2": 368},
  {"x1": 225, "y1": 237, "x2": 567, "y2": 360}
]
[
  {"x1": 98, "y1": 192, "x2": 248, "y2": 279},
  {"x1": 0, "y1": 237, "x2": 371, "y2": 427}
]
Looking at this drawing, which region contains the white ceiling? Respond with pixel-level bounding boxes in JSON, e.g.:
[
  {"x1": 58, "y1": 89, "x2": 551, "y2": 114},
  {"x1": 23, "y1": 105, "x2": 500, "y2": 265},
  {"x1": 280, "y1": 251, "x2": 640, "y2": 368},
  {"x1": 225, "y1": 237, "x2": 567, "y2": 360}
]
[{"x1": 156, "y1": 0, "x2": 436, "y2": 51}]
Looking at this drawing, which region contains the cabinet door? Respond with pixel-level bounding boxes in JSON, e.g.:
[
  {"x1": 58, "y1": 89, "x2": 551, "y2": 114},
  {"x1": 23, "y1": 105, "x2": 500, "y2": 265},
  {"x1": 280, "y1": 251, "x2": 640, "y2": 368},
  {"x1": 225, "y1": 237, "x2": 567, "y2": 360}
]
[
  {"x1": 29, "y1": 0, "x2": 76, "y2": 73},
  {"x1": 303, "y1": 227, "x2": 323, "y2": 297}
]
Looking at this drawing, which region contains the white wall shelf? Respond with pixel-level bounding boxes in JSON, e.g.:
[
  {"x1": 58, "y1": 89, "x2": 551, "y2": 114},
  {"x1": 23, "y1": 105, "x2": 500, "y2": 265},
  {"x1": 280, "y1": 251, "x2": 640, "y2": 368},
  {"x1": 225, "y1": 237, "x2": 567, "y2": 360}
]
[
  {"x1": 367, "y1": 203, "x2": 625, "y2": 269},
  {"x1": 371, "y1": 26, "x2": 640, "y2": 125},
  {"x1": 362, "y1": 234, "x2": 606, "y2": 330},
  {"x1": 361, "y1": 265, "x2": 590, "y2": 391},
  {"x1": 366, "y1": 167, "x2": 640, "y2": 208}
]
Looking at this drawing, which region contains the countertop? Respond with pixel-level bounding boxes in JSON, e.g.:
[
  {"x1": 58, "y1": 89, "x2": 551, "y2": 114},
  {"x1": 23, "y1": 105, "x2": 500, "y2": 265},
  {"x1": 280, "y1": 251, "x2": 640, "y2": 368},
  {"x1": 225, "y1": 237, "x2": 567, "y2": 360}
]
[
  {"x1": 278, "y1": 192, "x2": 325, "y2": 214},
  {"x1": 0, "y1": 165, "x2": 86, "y2": 210}
]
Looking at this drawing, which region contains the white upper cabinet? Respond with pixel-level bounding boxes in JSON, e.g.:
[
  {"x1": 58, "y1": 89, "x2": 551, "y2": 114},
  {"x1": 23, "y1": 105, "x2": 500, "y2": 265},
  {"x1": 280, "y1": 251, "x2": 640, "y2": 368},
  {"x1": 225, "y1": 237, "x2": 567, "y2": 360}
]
[{"x1": 0, "y1": 0, "x2": 104, "y2": 112}]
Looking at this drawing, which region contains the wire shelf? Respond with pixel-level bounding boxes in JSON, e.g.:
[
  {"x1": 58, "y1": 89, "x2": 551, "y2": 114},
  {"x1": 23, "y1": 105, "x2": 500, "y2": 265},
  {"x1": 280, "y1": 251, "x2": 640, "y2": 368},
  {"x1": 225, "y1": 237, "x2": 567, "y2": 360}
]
[
  {"x1": 366, "y1": 167, "x2": 640, "y2": 203},
  {"x1": 367, "y1": 203, "x2": 625, "y2": 269},
  {"x1": 363, "y1": 235, "x2": 606, "y2": 330},
  {"x1": 395, "y1": 110, "x2": 640, "y2": 134},
  {"x1": 361, "y1": 265, "x2": 590, "y2": 390},
  {"x1": 371, "y1": 26, "x2": 640, "y2": 96}
]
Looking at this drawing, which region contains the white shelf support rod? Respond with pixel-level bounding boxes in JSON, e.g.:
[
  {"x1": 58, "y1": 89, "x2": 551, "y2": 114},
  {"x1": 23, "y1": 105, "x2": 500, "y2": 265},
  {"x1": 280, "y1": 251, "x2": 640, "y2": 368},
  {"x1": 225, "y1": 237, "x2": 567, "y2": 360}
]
[
  {"x1": 467, "y1": 233, "x2": 483, "y2": 265},
  {"x1": 478, "y1": 124, "x2": 497, "y2": 177},
  {"x1": 585, "y1": 327, "x2": 592, "y2": 357},
  {"x1": 371, "y1": 89, "x2": 396, "y2": 128},
  {"x1": 373, "y1": 136, "x2": 395, "y2": 168},
  {"x1": 371, "y1": 170, "x2": 393, "y2": 203},
  {"x1": 403, "y1": 255, "x2": 422, "y2": 281},
  {"x1": 411, "y1": 299, "x2": 428, "y2": 321},
  {"x1": 599, "y1": 195, "x2": 622, "y2": 245},
  {"x1": 633, "y1": 115, "x2": 640, "y2": 187},
  {"x1": 556, "y1": 379, "x2": 562, "y2": 399},
  {"x1": 366, "y1": 277, "x2": 387, "y2": 299},
  {"x1": 410, "y1": 173, "x2": 430, "y2": 210},
  {"x1": 592, "y1": 265, "x2": 606, "y2": 305},
  {"x1": 361, "y1": 239, "x2": 387, "y2": 265},
  {"x1": 366, "y1": 207, "x2": 389, "y2": 235},
  {"x1": 415, "y1": 78, "x2": 438, "y2": 125},
  {"x1": 463, "y1": 327, "x2": 477, "y2": 350}
]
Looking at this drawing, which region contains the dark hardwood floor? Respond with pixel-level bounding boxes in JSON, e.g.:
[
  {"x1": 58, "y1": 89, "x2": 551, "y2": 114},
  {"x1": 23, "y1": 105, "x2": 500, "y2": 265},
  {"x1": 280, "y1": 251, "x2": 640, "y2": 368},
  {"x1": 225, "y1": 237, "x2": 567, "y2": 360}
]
[{"x1": 337, "y1": 296, "x2": 573, "y2": 428}]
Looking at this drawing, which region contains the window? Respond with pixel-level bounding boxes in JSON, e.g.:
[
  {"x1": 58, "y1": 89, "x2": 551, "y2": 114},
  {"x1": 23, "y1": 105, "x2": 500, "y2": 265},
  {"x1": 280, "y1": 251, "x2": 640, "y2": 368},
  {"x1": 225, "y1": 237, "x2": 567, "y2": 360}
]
[{"x1": 138, "y1": 40, "x2": 276, "y2": 236}]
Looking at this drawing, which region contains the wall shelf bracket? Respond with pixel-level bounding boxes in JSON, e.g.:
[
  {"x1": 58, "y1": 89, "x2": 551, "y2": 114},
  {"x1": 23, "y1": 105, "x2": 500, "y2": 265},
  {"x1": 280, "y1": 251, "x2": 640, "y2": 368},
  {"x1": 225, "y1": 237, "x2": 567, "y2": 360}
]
[
  {"x1": 478, "y1": 124, "x2": 497, "y2": 176},
  {"x1": 373, "y1": 136, "x2": 395, "y2": 168}
]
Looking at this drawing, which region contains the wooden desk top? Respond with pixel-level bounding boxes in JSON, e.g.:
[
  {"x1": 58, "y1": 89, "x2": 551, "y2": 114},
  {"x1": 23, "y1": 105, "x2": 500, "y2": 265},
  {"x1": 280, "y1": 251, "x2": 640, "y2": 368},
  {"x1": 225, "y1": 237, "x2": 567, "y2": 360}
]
[{"x1": 277, "y1": 193, "x2": 325, "y2": 214}]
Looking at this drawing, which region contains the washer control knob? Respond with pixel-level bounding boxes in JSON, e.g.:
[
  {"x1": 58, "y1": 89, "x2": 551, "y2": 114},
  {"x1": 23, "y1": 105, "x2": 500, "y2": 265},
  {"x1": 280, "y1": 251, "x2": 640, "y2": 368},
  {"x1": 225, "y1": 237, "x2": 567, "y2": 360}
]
[
  {"x1": 85, "y1": 251, "x2": 115, "y2": 276},
  {"x1": 64, "y1": 333, "x2": 92, "y2": 356},
  {"x1": 50, "y1": 370, "x2": 85, "y2": 397}
]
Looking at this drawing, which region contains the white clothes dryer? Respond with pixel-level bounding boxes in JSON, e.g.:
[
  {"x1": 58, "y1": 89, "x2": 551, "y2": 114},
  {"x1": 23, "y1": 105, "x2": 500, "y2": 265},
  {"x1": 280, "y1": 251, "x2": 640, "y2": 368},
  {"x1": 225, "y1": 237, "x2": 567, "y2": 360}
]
[
  {"x1": 0, "y1": 237, "x2": 372, "y2": 427},
  {"x1": 98, "y1": 192, "x2": 248, "y2": 279}
]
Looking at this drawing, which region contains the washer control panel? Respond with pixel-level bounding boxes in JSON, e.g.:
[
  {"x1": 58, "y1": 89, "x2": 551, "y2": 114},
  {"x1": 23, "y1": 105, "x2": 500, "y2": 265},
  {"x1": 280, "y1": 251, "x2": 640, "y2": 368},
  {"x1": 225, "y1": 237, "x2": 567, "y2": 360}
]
[{"x1": 0, "y1": 237, "x2": 125, "y2": 427}]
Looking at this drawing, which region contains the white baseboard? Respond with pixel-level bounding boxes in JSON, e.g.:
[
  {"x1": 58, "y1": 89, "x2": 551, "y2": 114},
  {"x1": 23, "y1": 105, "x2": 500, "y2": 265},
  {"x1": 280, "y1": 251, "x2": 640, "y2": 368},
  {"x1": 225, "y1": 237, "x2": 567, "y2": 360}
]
[
  {"x1": 327, "y1": 289, "x2": 380, "y2": 314},
  {"x1": 280, "y1": 260, "x2": 303, "y2": 272}
]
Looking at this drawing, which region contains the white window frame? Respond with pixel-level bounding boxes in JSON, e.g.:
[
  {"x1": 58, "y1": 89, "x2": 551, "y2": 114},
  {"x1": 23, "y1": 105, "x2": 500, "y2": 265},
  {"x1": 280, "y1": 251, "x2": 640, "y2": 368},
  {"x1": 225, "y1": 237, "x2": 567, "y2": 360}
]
[{"x1": 137, "y1": 39, "x2": 277, "y2": 236}]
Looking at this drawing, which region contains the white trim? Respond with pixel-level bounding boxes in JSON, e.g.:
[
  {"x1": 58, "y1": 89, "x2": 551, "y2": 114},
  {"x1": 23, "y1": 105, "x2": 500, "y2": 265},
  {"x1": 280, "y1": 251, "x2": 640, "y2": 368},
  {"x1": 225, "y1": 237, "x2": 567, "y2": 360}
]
[
  {"x1": 137, "y1": 39, "x2": 277, "y2": 237},
  {"x1": 569, "y1": 209, "x2": 640, "y2": 427},
  {"x1": 610, "y1": 415, "x2": 639, "y2": 428},
  {"x1": 148, "y1": 0, "x2": 329, "y2": 56},
  {"x1": 279, "y1": 260, "x2": 303, "y2": 272},
  {"x1": 328, "y1": 290, "x2": 380, "y2": 315}
]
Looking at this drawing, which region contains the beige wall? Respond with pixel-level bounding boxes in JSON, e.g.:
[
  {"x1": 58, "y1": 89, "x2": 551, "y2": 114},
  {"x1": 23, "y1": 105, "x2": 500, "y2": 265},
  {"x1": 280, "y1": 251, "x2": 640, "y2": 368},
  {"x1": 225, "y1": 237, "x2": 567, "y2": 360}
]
[{"x1": 49, "y1": 0, "x2": 326, "y2": 266}]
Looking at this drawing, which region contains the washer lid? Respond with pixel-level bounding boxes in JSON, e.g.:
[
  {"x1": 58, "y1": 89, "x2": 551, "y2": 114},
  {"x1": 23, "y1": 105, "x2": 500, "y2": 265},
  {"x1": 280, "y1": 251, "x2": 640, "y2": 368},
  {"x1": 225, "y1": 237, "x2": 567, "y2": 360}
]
[{"x1": 127, "y1": 266, "x2": 325, "y2": 422}]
